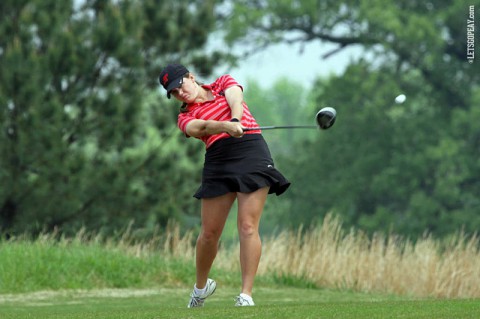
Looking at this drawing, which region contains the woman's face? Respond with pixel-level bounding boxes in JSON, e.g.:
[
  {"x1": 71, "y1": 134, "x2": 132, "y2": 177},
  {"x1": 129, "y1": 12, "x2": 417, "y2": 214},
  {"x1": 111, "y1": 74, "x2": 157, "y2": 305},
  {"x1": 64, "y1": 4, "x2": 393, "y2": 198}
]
[{"x1": 170, "y1": 74, "x2": 198, "y2": 103}]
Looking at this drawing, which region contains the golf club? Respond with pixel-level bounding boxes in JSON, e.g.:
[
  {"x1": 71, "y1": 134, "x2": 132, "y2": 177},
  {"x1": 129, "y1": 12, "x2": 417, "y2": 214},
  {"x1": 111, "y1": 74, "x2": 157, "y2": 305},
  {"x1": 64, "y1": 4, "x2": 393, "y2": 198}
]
[{"x1": 243, "y1": 107, "x2": 337, "y2": 131}]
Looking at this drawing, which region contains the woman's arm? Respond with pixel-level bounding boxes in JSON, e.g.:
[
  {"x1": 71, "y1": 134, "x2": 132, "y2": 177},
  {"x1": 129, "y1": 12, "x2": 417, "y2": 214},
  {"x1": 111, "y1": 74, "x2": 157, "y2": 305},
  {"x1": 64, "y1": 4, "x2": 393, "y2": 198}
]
[
  {"x1": 225, "y1": 85, "x2": 244, "y2": 120},
  {"x1": 185, "y1": 119, "x2": 244, "y2": 138}
]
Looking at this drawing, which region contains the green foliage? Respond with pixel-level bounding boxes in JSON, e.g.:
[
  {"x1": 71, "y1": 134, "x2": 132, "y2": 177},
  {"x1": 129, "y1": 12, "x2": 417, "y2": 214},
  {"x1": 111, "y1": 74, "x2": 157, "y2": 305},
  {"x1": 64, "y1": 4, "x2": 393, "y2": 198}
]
[
  {"x1": 274, "y1": 61, "x2": 480, "y2": 237},
  {"x1": 1, "y1": 0, "x2": 479, "y2": 239},
  {"x1": 243, "y1": 77, "x2": 314, "y2": 156},
  {"x1": 0, "y1": 0, "x2": 222, "y2": 235},
  {"x1": 222, "y1": 0, "x2": 479, "y2": 238}
]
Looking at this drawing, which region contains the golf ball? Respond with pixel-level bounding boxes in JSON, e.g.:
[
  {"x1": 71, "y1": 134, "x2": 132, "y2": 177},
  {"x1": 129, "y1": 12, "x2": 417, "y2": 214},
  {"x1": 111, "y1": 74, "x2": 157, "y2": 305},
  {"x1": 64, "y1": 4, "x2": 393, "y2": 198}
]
[{"x1": 395, "y1": 94, "x2": 406, "y2": 104}]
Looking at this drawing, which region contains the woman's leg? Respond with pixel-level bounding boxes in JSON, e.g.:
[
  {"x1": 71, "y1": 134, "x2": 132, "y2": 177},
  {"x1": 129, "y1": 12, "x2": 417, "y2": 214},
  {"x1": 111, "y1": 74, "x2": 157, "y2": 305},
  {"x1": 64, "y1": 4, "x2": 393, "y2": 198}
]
[
  {"x1": 236, "y1": 186, "x2": 269, "y2": 296},
  {"x1": 195, "y1": 192, "x2": 237, "y2": 289}
]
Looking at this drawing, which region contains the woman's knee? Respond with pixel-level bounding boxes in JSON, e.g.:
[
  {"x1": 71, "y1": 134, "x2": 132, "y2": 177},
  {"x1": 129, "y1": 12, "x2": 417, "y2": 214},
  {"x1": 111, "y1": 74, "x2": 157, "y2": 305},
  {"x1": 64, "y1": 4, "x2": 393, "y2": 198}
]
[
  {"x1": 237, "y1": 221, "x2": 258, "y2": 238},
  {"x1": 199, "y1": 227, "x2": 222, "y2": 243}
]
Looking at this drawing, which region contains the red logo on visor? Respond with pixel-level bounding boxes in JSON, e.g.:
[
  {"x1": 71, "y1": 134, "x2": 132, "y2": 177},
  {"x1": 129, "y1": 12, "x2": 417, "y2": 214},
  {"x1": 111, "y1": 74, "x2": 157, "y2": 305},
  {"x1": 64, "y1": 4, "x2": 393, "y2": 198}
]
[{"x1": 162, "y1": 73, "x2": 169, "y2": 85}]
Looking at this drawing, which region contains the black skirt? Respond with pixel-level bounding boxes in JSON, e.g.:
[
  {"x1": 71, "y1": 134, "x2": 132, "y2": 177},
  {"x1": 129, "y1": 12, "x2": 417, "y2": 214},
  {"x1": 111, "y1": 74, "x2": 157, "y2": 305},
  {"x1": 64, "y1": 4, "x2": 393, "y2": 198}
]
[{"x1": 194, "y1": 134, "x2": 291, "y2": 199}]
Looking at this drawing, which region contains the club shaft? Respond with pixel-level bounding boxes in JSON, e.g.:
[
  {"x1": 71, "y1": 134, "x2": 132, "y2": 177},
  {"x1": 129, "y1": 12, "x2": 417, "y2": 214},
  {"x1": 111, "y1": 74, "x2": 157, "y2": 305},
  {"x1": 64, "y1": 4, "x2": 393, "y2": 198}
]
[{"x1": 243, "y1": 125, "x2": 317, "y2": 131}]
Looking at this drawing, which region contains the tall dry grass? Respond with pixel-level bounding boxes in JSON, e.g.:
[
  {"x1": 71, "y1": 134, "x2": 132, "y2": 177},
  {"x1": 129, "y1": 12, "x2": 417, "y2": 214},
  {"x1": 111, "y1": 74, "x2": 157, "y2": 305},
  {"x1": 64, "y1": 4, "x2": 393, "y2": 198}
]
[
  {"x1": 67, "y1": 216, "x2": 480, "y2": 299},
  {"x1": 5, "y1": 216, "x2": 478, "y2": 298},
  {"x1": 214, "y1": 214, "x2": 480, "y2": 298}
]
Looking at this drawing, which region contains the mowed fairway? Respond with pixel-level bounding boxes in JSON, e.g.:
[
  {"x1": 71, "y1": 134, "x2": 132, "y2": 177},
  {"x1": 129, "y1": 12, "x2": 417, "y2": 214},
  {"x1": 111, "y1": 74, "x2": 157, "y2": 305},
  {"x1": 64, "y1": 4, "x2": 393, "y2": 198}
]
[{"x1": 1, "y1": 287, "x2": 478, "y2": 319}]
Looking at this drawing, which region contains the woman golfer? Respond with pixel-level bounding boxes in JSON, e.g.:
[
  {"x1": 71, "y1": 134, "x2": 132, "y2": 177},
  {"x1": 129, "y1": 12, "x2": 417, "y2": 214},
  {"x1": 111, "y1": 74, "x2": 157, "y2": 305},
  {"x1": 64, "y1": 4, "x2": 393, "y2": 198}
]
[{"x1": 159, "y1": 63, "x2": 290, "y2": 307}]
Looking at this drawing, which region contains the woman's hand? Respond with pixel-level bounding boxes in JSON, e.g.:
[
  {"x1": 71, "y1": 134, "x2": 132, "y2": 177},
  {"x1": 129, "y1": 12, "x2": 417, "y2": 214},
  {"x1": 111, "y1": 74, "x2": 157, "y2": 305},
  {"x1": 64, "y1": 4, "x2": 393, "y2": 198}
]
[{"x1": 227, "y1": 121, "x2": 245, "y2": 138}]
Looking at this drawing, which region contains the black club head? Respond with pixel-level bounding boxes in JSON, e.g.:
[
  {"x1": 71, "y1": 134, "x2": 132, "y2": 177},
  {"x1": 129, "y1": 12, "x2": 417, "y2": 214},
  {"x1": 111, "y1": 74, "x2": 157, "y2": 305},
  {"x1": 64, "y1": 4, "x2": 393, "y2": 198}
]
[{"x1": 316, "y1": 107, "x2": 337, "y2": 129}]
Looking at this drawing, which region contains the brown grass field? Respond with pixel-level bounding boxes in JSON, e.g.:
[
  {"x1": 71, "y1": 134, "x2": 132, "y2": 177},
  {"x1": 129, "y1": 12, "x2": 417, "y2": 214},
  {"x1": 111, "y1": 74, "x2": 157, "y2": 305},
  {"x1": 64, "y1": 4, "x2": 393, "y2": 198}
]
[{"x1": 164, "y1": 214, "x2": 480, "y2": 299}]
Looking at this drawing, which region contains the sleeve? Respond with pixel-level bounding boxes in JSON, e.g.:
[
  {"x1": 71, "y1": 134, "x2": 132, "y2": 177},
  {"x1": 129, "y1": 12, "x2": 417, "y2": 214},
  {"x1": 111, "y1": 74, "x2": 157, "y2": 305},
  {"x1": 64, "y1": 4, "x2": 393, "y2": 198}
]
[
  {"x1": 217, "y1": 74, "x2": 243, "y2": 92},
  {"x1": 178, "y1": 112, "x2": 195, "y2": 136}
]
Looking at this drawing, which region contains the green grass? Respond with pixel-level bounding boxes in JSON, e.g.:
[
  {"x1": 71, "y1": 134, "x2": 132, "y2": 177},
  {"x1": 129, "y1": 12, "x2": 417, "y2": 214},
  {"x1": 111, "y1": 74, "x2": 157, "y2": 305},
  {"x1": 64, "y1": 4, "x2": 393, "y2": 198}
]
[
  {"x1": 0, "y1": 237, "x2": 198, "y2": 293},
  {"x1": 0, "y1": 287, "x2": 479, "y2": 319}
]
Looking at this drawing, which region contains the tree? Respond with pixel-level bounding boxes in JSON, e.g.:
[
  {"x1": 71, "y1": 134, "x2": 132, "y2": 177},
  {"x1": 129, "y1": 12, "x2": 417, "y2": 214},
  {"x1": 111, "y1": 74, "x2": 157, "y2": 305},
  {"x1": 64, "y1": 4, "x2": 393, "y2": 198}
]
[{"x1": 0, "y1": 0, "x2": 225, "y2": 235}]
